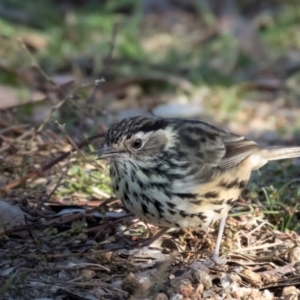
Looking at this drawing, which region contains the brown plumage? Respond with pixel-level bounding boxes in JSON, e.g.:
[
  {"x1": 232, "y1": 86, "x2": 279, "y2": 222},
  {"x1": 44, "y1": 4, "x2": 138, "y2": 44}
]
[{"x1": 97, "y1": 116, "x2": 300, "y2": 262}]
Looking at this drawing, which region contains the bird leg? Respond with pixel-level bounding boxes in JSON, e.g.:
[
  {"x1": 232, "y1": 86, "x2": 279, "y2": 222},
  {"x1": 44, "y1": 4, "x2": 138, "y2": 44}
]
[{"x1": 210, "y1": 215, "x2": 227, "y2": 265}]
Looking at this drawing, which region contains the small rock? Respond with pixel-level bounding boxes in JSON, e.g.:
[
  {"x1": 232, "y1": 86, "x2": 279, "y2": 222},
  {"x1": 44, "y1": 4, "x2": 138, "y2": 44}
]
[
  {"x1": 111, "y1": 279, "x2": 122, "y2": 289},
  {"x1": 154, "y1": 293, "x2": 168, "y2": 300},
  {"x1": 93, "y1": 288, "x2": 110, "y2": 297},
  {"x1": 228, "y1": 274, "x2": 242, "y2": 286},
  {"x1": 203, "y1": 289, "x2": 218, "y2": 299},
  {"x1": 261, "y1": 273, "x2": 278, "y2": 285},
  {"x1": 58, "y1": 270, "x2": 71, "y2": 280},
  {"x1": 294, "y1": 262, "x2": 300, "y2": 274},
  {"x1": 121, "y1": 273, "x2": 141, "y2": 295},
  {"x1": 262, "y1": 289, "x2": 274, "y2": 300},
  {"x1": 232, "y1": 287, "x2": 257, "y2": 299},
  {"x1": 240, "y1": 268, "x2": 262, "y2": 287},
  {"x1": 0, "y1": 266, "x2": 15, "y2": 276},
  {"x1": 288, "y1": 246, "x2": 300, "y2": 264},
  {"x1": 0, "y1": 200, "x2": 28, "y2": 227},
  {"x1": 220, "y1": 273, "x2": 243, "y2": 294},
  {"x1": 220, "y1": 273, "x2": 232, "y2": 290},
  {"x1": 195, "y1": 283, "x2": 204, "y2": 295},
  {"x1": 170, "y1": 294, "x2": 183, "y2": 300},
  {"x1": 189, "y1": 261, "x2": 210, "y2": 273},
  {"x1": 282, "y1": 286, "x2": 300, "y2": 300},
  {"x1": 80, "y1": 269, "x2": 95, "y2": 280},
  {"x1": 192, "y1": 269, "x2": 212, "y2": 289},
  {"x1": 169, "y1": 277, "x2": 194, "y2": 297}
]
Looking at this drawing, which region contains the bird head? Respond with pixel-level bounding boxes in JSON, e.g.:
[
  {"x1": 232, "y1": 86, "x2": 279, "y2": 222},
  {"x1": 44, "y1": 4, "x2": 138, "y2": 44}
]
[{"x1": 96, "y1": 116, "x2": 174, "y2": 161}]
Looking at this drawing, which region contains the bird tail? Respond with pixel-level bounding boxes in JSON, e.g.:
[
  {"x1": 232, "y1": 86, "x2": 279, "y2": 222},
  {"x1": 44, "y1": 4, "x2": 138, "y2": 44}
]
[{"x1": 262, "y1": 146, "x2": 300, "y2": 161}]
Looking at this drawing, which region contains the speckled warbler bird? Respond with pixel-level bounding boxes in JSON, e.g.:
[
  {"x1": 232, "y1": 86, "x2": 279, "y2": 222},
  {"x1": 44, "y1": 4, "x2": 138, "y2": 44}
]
[{"x1": 97, "y1": 116, "x2": 300, "y2": 262}]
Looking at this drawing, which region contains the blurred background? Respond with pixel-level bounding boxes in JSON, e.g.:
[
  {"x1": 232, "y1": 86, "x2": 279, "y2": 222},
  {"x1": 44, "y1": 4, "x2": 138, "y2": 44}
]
[
  {"x1": 1, "y1": 0, "x2": 300, "y2": 144},
  {"x1": 2, "y1": 2, "x2": 300, "y2": 298}
]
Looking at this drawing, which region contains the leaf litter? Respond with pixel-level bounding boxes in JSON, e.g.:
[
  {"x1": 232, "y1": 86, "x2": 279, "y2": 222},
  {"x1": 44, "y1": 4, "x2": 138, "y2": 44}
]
[{"x1": 1, "y1": 110, "x2": 300, "y2": 300}]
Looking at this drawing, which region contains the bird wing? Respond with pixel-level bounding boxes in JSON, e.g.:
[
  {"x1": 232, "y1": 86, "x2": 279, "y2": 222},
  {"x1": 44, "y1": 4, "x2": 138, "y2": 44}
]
[
  {"x1": 178, "y1": 121, "x2": 259, "y2": 170},
  {"x1": 219, "y1": 136, "x2": 260, "y2": 169}
]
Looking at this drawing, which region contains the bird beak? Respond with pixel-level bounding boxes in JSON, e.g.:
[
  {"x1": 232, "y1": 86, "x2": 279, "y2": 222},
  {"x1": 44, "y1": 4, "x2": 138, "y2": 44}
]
[{"x1": 96, "y1": 145, "x2": 120, "y2": 159}]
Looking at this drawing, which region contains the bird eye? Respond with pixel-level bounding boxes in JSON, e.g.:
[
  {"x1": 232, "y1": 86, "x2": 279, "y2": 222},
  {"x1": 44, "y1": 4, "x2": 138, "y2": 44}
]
[{"x1": 131, "y1": 138, "x2": 143, "y2": 149}]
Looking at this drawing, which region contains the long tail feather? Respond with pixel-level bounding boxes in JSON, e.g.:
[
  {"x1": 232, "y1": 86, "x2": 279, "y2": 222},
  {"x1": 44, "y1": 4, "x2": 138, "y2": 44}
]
[{"x1": 262, "y1": 146, "x2": 300, "y2": 161}]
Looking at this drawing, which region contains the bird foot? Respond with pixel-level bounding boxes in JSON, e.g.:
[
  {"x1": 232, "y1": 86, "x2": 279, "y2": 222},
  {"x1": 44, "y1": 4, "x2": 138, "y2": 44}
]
[
  {"x1": 211, "y1": 254, "x2": 227, "y2": 265},
  {"x1": 202, "y1": 254, "x2": 227, "y2": 267}
]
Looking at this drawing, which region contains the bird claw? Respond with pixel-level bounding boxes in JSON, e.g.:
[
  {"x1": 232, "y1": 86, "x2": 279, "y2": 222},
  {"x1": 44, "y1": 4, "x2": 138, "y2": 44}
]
[
  {"x1": 202, "y1": 255, "x2": 227, "y2": 267},
  {"x1": 211, "y1": 254, "x2": 227, "y2": 265}
]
